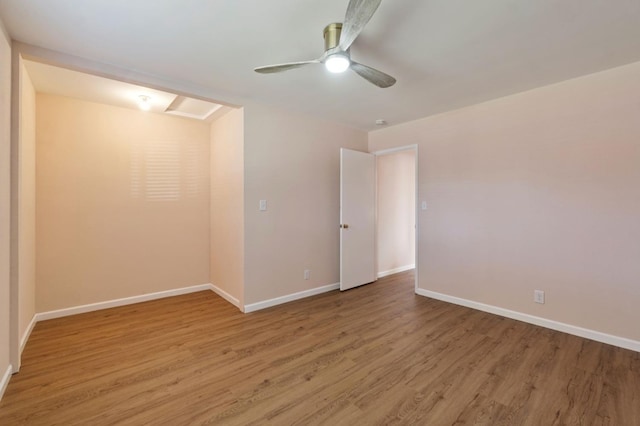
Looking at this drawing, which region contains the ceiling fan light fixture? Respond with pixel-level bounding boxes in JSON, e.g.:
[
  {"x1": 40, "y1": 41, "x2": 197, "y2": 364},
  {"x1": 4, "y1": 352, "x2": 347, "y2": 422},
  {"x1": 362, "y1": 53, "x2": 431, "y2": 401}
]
[{"x1": 325, "y1": 54, "x2": 350, "y2": 73}]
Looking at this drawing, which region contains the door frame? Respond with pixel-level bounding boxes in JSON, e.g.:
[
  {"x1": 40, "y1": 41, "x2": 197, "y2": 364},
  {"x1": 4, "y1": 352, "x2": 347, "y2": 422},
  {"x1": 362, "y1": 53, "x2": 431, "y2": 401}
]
[{"x1": 372, "y1": 144, "x2": 419, "y2": 294}]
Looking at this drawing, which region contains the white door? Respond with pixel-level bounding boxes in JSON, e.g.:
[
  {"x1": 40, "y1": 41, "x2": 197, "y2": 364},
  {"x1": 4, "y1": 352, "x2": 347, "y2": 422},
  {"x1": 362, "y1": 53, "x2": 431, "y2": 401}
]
[{"x1": 340, "y1": 148, "x2": 376, "y2": 291}]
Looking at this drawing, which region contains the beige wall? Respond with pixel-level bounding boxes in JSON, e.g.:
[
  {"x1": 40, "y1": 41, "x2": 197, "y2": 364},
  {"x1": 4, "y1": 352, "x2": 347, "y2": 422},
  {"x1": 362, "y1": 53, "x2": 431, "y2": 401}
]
[
  {"x1": 0, "y1": 17, "x2": 12, "y2": 387},
  {"x1": 369, "y1": 61, "x2": 640, "y2": 342},
  {"x1": 210, "y1": 108, "x2": 244, "y2": 306},
  {"x1": 36, "y1": 94, "x2": 211, "y2": 312},
  {"x1": 243, "y1": 103, "x2": 367, "y2": 305},
  {"x1": 18, "y1": 58, "x2": 36, "y2": 345},
  {"x1": 376, "y1": 150, "x2": 415, "y2": 275}
]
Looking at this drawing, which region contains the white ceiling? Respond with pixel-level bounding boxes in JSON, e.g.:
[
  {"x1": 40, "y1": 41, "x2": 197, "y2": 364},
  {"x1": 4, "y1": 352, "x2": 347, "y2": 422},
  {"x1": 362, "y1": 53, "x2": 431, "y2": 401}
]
[{"x1": 2, "y1": 0, "x2": 640, "y2": 131}]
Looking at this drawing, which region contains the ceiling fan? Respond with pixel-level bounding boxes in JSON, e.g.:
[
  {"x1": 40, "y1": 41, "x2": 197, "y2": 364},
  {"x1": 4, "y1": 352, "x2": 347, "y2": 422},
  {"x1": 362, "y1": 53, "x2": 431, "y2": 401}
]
[{"x1": 254, "y1": 0, "x2": 396, "y2": 88}]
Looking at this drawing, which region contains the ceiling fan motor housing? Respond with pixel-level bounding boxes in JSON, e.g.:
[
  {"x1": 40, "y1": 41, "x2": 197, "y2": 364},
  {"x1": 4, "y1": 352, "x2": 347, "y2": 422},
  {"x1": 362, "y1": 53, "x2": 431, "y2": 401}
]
[{"x1": 323, "y1": 23, "x2": 343, "y2": 51}]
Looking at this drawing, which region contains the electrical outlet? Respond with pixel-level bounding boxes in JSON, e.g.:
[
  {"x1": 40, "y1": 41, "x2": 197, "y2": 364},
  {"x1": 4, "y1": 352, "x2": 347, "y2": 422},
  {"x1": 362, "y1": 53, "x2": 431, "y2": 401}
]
[
  {"x1": 304, "y1": 269, "x2": 310, "y2": 280},
  {"x1": 534, "y1": 290, "x2": 545, "y2": 304}
]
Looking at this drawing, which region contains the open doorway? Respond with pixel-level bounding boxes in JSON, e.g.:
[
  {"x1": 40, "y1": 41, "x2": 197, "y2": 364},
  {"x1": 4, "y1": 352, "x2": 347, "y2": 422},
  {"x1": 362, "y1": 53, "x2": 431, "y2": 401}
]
[
  {"x1": 375, "y1": 147, "x2": 417, "y2": 283},
  {"x1": 8, "y1": 55, "x2": 241, "y2": 372}
]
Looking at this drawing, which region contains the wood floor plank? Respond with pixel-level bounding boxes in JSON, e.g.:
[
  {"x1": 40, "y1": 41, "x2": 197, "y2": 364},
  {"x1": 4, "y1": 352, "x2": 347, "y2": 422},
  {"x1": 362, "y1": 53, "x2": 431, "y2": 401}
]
[{"x1": 1, "y1": 270, "x2": 639, "y2": 425}]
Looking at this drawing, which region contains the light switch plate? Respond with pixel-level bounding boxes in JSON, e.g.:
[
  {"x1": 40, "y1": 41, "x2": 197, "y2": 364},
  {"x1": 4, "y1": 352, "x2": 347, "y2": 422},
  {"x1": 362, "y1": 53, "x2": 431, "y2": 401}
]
[
  {"x1": 421, "y1": 201, "x2": 427, "y2": 210},
  {"x1": 259, "y1": 200, "x2": 267, "y2": 211}
]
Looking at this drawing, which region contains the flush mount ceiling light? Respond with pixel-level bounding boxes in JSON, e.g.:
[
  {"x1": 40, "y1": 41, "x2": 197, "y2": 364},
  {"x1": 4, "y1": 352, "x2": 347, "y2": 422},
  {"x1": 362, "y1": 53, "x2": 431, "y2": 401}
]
[{"x1": 138, "y1": 95, "x2": 151, "y2": 111}]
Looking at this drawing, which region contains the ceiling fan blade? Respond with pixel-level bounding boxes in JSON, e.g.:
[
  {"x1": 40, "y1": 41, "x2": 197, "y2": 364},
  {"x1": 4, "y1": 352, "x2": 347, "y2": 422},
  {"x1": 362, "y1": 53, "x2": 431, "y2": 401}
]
[
  {"x1": 339, "y1": 0, "x2": 382, "y2": 51},
  {"x1": 350, "y1": 61, "x2": 396, "y2": 88},
  {"x1": 254, "y1": 60, "x2": 320, "y2": 74}
]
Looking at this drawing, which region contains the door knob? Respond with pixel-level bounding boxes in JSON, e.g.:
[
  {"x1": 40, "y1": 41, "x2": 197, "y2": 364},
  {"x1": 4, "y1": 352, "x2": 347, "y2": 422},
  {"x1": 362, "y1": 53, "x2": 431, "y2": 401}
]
[{"x1": 340, "y1": 224, "x2": 349, "y2": 229}]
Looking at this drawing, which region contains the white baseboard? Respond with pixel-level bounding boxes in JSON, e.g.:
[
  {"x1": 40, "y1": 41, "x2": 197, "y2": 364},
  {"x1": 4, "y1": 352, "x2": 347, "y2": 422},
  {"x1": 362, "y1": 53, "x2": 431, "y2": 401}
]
[
  {"x1": 210, "y1": 283, "x2": 242, "y2": 311},
  {"x1": 244, "y1": 283, "x2": 340, "y2": 313},
  {"x1": 415, "y1": 288, "x2": 640, "y2": 353},
  {"x1": 378, "y1": 264, "x2": 415, "y2": 278},
  {"x1": 35, "y1": 283, "x2": 214, "y2": 322},
  {"x1": 0, "y1": 364, "x2": 12, "y2": 400},
  {"x1": 20, "y1": 315, "x2": 37, "y2": 355}
]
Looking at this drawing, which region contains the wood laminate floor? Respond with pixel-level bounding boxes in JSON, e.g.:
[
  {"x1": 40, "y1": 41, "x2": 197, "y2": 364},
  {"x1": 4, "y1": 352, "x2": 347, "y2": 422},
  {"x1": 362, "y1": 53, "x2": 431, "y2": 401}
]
[{"x1": 1, "y1": 271, "x2": 639, "y2": 425}]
